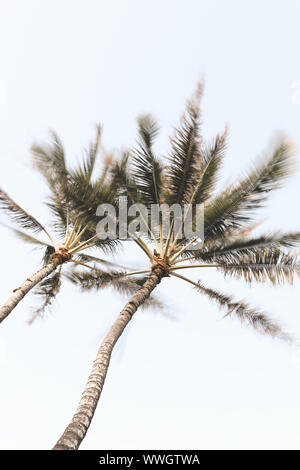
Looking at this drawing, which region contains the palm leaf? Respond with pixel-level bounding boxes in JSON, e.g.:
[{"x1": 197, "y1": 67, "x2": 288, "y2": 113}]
[
  {"x1": 31, "y1": 130, "x2": 69, "y2": 193},
  {"x1": 69, "y1": 124, "x2": 102, "y2": 184},
  {"x1": 1, "y1": 225, "x2": 50, "y2": 247},
  {"x1": 189, "y1": 231, "x2": 300, "y2": 261},
  {"x1": 84, "y1": 124, "x2": 101, "y2": 181},
  {"x1": 65, "y1": 269, "x2": 161, "y2": 309},
  {"x1": 74, "y1": 253, "x2": 132, "y2": 270},
  {"x1": 0, "y1": 188, "x2": 45, "y2": 233},
  {"x1": 217, "y1": 249, "x2": 300, "y2": 285},
  {"x1": 204, "y1": 138, "x2": 295, "y2": 239},
  {"x1": 131, "y1": 114, "x2": 163, "y2": 205},
  {"x1": 195, "y1": 281, "x2": 291, "y2": 341},
  {"x1": 190, "y1": 127, "x2": 227, "y2": 204},
  {"x1": 109, "y1": 151, "x2": 131, "y2": 192},
  {"x1": 164, "y1": 85, "x2": 203, "y2": 204},
  {"x1": 46, "y1": 196, "x2": 68, "y2": 235},
  {"x1": 29, "y1": 271, "x2": 62, "y2": 324}
]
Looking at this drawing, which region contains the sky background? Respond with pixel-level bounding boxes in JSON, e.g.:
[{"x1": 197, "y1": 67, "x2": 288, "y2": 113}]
[{"x1": 1, "y1": 0, "x2": 300, "y2": 450}]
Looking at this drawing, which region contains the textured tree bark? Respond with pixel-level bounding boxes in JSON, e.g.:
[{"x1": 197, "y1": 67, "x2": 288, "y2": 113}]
[
  {"x1": 53, "y1": 266, "x2": 165, "y2": 450},
  {"x1": 0, "y1": 258, "x2": 61, "y2": 324}
]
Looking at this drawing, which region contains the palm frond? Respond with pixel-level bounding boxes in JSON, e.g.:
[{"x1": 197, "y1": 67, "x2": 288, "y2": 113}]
[
  {"x1": 204, "y1": 138, "x2": 295, "y2": 239},
  {"x1": 29, "y1": 271, "x2": 62, "y2": 324},
  {"x1": 65, "y1": 269, "x2": 161, "y2": 309},
  {"x1": 65, "y1": 268, "x2": 126, "y2": 289},
  {"x1": 195, "y1": 281, "x2": 291, "y2": 341},
  {"x1": 164, "y1": 85, "x2": 203, "y2": 205},
  {"x1": 109, "y1": 151, "x2": 127, "y2": 187},
  {"x1": 46, "y1": 196, "x2": 68, "y2": 235},
  {"x1": 84, "y1": 124, "x2": 101, "y2": 181},
  {"x1": 189, "y1": 231, "x2": 300, "y2": 262},
  {"x1": 190, "y1": 127, "x2": 227, "y2": 204},
  {"x1": 131, "y1": 115, "x2": 163, "y2": 205},
  {"x1": 217, "y1": 249, "x2": 300, "y2": 285},
  {"x1": 74, "y1": 253, "x2": 132, "y2": 270},
  {"x1": 1, "y1": 225, "x2": 50, "y2": 247},
  {"x1": 31, "y1": 130, "x2": 69, "y2": 193},
  {"x1": 0, "y1": 188, "x2": 45, "y2": 233},
  {"x1": 67, "y1": 177, "x2": 116, "y2": 215},
  {"x1": 69, "y1": 125, "x2": 102, "y2": 184}
]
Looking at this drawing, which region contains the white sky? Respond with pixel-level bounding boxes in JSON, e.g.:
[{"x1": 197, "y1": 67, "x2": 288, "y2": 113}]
[{"x1": 1, "y1": 0, "x2": 300, "y2": 450}]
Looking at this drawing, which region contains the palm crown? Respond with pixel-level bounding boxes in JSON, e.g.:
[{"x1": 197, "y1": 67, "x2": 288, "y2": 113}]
[
  {"x1": 69, "y1": 84, "x2": 300, "y2": 341},
  {"x1": 0, "y1": 126, "x2": 159, "y2": 322}
]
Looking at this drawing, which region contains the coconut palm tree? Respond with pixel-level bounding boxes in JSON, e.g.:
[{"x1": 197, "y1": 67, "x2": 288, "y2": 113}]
[
  {"x1": 53, "y1": 84, "x2": 300, "y2": 450},
  {"x1": 0, "y1": 127, "x2": 156, "y2": 323}
]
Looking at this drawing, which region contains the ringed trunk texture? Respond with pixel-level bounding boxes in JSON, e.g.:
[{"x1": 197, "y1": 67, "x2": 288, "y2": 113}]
[
  {"x1": 0, "y1": 258, "x2": 61, "y2": 324},
  {"x1": 53, "y1": 266, "x2": 165, "y2": 450}
]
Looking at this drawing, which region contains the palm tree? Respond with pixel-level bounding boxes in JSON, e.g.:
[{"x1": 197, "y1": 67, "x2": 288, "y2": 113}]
[
  {"x1": 53, "y1": 84, "x2": 300, "y2": 449},
  {"x1": 0, "y1": 127, "x2": 154, "y2": 323}
]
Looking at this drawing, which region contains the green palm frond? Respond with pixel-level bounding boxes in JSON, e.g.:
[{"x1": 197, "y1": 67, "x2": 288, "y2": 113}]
[
  {"x1": 31, "y1": 131, "x2": 70, "y2": 233},
  {"x1": 1, "y1": 225, "x2": 50, "y2": 247},
  {"x1": 218, "y1": 249, "x2": 300, "y2": 285},
  {"x1": 67, "y1": 177, "x2": 116, "y2": 214},
  {"x1": 204, "y1": 138, "x2": 295, "y2": 239},
  {"x1": 29, "y1": 271, "x2": 62, "y2": 324},
  {"x1": 131, "y1": 115, "x2": 163, "y2": 205},
  {"x1": 190, "y1": 127, "x2": 227, "y2": 204},
  {"x1": 69, "y1": 125, "x2": 101, "y2": 184},
  {"x1": 65, "y1": 269, "x2": 161, "y2": 309},
  {"x1": 195, "y1": 281, "x2": 291, "y2": 341},
  {"x1": 35, "y1": 126, "x2": 103, "y2": 234},
  {"x1": 65, "y1": 268, "x2": 126, "y2": 289},
  {"x1": 31, "y1": 130, "x2": 69, "y2": 194},
  {"x1": 109, "y1": 151, "x2": 139, "y2": 204},
  {"x1": 74, "y1": 253, "x2": 132, "y2": 270},
  {"x1": 137, "y1": 114, "x2": 159, "y2": 148},
  {"x1": 84, "y1": 124, "x2": 101, "y2": 181},
  {"x1": 74, "y1": 235, "x2": 120, "y2": 256},
  {"x1": 46, "y1": 196, "x2": 68, "y2": 235},
  {"x1": 188, "y1": 231, "x2": 300, "y2": 262},
  {"x1": 109, "y1": 151, "x2": 131, "y2": 192},
  {"x1": 164, "y1": 86, "x2": 203, "y2": 205},
  {"x1": 0, "y1": 188, "x2": 46, "y2": 233},
  {"x1": 114, "y1": 276, "x2": 163, "y2": 310}
]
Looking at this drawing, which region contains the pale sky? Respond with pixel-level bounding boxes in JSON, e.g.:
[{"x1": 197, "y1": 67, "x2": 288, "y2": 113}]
[{"x1": 1, "y1": 0, "x2": 300, "y2": 450}]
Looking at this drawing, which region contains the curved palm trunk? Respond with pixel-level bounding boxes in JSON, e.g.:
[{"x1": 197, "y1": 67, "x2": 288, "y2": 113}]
[
  {"x1": 53, "y1": 266, "x2": 165, "y2": 450},
  {"x1": 0, "y1": 258, "x2": 61, "y2": 323}
]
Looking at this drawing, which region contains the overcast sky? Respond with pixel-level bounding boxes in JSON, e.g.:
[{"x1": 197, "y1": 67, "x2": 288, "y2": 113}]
[{"x1": 1, "y1": 0, "x2": 300, "y2": 450}]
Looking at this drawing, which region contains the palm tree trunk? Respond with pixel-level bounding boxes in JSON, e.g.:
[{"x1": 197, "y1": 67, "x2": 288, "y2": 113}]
[
  {"x1": 53, "y1": 266, "x2": 165, "y2": 450},
  {"x1": 0, "y1": 258, "x2": 61, "y2": 323}
]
